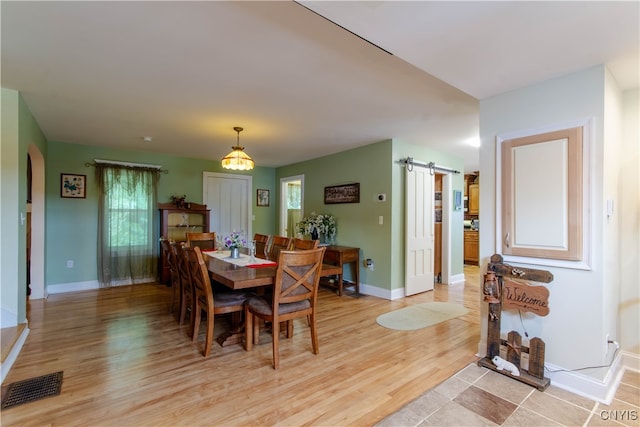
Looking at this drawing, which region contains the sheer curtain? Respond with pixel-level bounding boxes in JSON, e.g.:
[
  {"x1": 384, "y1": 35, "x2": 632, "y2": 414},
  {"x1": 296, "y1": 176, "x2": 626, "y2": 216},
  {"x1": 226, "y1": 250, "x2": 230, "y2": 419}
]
[{"x1": 96, "y1": 163, "x2": 159, "y2": 287}]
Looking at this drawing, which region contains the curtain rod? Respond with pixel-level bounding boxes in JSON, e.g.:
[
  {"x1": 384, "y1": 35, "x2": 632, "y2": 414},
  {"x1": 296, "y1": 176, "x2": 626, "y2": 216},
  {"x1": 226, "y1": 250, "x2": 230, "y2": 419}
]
[
  {"x1": 85, "y1": 159, "x2": 168, "y2": 173},
  {"x1": 398, "y1": 157, "x2": 460, "y2": 175}
]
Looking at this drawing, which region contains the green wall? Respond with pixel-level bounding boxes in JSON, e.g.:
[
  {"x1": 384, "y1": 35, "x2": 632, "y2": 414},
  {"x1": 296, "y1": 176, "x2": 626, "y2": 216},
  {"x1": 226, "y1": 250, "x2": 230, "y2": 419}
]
[
  {"x1": 276, "y1": 139, "x2": 464, "y2": 295},
  {"x1": 277, "y1": 140, "x2": 394, "y2": 291},
  {"x1": 3, "y1": 87, "x2": 465, "y2": 304},
  {"x1": 46, "y1": 141, "x2": 276, "y2": 286},
  {"x1": 1, "y1": 88, "x2": 48, "y2": 324}
]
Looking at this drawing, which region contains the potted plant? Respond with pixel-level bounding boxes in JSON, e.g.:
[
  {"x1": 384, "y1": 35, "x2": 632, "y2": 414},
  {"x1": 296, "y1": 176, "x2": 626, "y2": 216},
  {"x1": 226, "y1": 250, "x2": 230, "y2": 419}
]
[
  {"x1": 223, "y1": 230, "x2": 246, "y2": 259},
  {"x1": 297, "y1": 212, "x2": 336, "y2": 244}
]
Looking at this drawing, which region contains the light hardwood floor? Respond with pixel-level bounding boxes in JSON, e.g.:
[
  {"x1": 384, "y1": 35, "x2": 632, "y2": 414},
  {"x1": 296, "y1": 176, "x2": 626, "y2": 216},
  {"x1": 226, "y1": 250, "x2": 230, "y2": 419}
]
[{"x1": 2, "y1": 268, "x2": 481, "y2": 426}]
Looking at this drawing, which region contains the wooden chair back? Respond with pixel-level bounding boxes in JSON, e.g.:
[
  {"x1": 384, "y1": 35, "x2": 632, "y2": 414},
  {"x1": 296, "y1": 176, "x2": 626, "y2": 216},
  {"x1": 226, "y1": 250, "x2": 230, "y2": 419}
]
[
  {"x1": 268, "y1": 236, "x2": 292, "y2": 261},
  {"x1": 289, "y1": 238, "x2": 319, "y2": 250},
  {"x1": 253, "y1": 233, "x2": 271, "y2": 259},
  {"x1": 245, "y1": 247, "x2": 326, "y2": 368},
  {"x1": 172, "y1": 242, "x2": 193, "y2": 328},
  {"x1": 186, "y1": 232, "x2": 216, "y2": 251},
  {"x1": 160, "y1": 238, "x2": 180, "y2": 314},
  {"x1": 184, "y1": 246, "x2": 249, "y2": 357}
]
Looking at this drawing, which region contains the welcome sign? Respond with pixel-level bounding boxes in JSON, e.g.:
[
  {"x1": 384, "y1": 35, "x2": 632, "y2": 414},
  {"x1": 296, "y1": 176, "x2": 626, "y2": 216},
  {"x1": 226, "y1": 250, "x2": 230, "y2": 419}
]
[{"x1": 502, "y1": 278, "x2": 550, "y2": 316}]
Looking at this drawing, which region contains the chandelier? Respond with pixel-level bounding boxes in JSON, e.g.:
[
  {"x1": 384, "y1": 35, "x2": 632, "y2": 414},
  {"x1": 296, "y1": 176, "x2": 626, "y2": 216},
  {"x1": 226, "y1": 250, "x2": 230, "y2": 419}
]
[{"x1": 221, "y1": 127, "x2": 255, "y2": 170}]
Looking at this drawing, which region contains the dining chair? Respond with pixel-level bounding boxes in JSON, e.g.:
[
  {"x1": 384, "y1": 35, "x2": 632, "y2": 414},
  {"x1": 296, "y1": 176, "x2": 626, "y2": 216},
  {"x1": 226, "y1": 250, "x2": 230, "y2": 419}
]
[
  {"x1": 253, "y1": 233, "x2": 271, "y2": 259},
  {"x1": 245, "y1": 247, "x2": 326, "y2": 369},
  {"x1": 288, "y1": 238, "x2": 321, "y2": 326},
  {"x1": 267, "y1": 236, "x2": 292, "y2": 261},
  {"x1": 289, "y1": 238, "x2": 319, "y2": 250},
  {"x1": 186, "y1": 232, "x2": 217, "y2": 251},
  {"x1": 184, "y1": 246, "x2": 254, "y2": 357},
  {"x1": 172, "y1": 242, "x2": 193, "y2": 331},
  {"x1": 160, "y1": 237, "x2": 181, "y2": 315}
]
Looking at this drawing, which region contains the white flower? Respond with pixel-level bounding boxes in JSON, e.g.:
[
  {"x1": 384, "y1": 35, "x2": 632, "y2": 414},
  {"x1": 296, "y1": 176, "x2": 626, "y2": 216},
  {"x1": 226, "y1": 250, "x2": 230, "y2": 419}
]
[{"x1": 296, "y1": 212, "x2": 337, "y2": 240}]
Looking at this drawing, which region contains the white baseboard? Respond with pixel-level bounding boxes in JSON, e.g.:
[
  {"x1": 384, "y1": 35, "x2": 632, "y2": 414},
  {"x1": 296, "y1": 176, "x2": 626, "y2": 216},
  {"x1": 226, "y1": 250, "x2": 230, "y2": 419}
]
[
  {"x1": 622, "y1": 350, "x2": 640, "y2": 372},
  {"x1": 47, "y1": 278, "x2": 156, "y2": 295},
  {"x1": 449, "y1": 273, "x2": 465, "y2": 285},
  {"x1": 1, "y1": 324, "x2": 29, "y2": 383},
  {"x1": 47, "y1": 280, "x2": 100, "y2": 294},
  {"x1": 544, "y1": 350, "x2": 637, "y2": 404},
  {"x1": 359, "y1": 283, "x2": 395, "y2": 300},
  {"x1": 358, "y1": 282, "x2": 442, "y2": 300}
]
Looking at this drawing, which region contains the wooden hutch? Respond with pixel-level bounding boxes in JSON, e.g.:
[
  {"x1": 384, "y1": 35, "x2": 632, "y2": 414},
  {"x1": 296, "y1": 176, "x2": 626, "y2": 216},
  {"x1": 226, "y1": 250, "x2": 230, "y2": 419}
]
[{"x1": 158, "y1": 202, "x2": 210, "y2": 283}]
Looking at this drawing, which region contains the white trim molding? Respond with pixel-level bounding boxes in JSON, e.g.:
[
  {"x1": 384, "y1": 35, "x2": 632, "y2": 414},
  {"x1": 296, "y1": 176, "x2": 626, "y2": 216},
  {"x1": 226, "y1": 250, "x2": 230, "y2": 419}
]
[
  {"x1": 544, "y1": 350, "x2": 637, "y2": 404},
  {"x1": 1, "y1": 324, "x2": 29, "y2": 383}
]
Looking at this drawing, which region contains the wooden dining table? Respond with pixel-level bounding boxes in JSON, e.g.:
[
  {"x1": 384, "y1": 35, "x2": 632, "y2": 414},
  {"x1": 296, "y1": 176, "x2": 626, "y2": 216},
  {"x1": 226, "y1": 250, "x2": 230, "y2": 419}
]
[
  {"x1": 205, "y1": 252, "x2": 277, "y2": 290},
  {"x1": 203, "y1": 250, "x2": 343, "y2": 291},
  {"x1": 202, "y1": 250, "x2": 343, "y2": 346}
]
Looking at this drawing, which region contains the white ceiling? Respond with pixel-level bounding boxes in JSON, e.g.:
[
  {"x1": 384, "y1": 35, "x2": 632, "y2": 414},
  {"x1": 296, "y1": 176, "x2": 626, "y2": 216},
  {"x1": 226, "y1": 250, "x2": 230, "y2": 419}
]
[{"x1": 2, "y1": 1, "x2": 638, "y2": 173}]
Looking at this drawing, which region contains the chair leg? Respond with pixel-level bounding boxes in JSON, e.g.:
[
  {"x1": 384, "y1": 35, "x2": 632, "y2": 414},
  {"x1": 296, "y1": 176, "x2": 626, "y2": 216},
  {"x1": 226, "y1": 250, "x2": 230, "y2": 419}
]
[
  {"x1": 272, "y1": 321, "x2": 280, "y2": 369},
  {"x1": 253, "y1": 314, "x2": 261, "y2": 345},
  {"x1": 203, "y1": 308, "x2": 214, "y2": 357},
  {"x1": 179, "y1": 296, "x2": 188, "y2": 325},
  {"x1": 192, "y1": 305, "x2": 201, "y2": 342},
  {"x1": 245, "y1": 306, "x2": 253, "y2": 351},
  {"x1": 188, "y1": 297, "x2": 197, "y2": 339},
  {"x1": 169, "y1": 282, "x2": 176, "y2": 313},
  {"x1": 310, "y1": 313, "x2": 319, "y2": 354},
  {"x1": 286, "y1": 320, "x2": 294, "y2": 338}
]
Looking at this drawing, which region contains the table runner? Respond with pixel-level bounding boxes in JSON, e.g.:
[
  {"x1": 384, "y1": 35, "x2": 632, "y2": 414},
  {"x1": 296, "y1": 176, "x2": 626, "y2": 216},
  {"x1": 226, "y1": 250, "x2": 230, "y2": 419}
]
[{"x1": 202, "y1": 250, "x2": 277, "y2": 268}]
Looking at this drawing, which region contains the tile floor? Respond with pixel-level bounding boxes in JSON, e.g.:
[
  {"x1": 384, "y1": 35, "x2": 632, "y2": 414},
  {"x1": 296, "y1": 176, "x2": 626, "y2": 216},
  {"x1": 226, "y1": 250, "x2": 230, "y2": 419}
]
[{"x1": 376, "y1": 362, "x2": 640, "y2": 427}]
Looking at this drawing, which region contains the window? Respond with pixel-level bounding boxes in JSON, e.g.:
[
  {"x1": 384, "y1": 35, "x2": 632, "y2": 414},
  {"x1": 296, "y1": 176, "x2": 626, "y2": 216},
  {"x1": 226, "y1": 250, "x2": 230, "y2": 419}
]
[
  {"x1": 106, "y1": 173, "x2": 152, "y2": 248},
  {"x1": 97, "y1": 164, "x2": 159, "y2": 286}
]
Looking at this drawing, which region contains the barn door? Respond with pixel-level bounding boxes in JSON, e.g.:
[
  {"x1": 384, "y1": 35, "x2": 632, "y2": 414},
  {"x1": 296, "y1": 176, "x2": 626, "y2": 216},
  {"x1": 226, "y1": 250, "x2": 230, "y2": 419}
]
[{"x1": 405, "y1": 164, "x2": 434, "y2": 295}]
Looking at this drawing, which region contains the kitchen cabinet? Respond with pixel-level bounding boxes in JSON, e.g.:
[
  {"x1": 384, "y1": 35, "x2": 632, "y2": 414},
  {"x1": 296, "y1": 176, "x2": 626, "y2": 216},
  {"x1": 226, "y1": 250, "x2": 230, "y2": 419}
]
[
  {"x1": 464, "y1": 231, "x2": 479, "y2": 265},
  {"x1": 468, "y1": 183, "x2": 479, "y2": 215}
]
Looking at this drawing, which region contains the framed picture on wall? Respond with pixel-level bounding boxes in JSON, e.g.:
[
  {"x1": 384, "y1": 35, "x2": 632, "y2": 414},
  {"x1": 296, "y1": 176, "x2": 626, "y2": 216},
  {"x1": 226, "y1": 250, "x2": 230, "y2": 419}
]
[
  {"x1": 324, "y1": 183, "x2": 360, "y2": 204},
  {"x1": 60, "y1": 173, "x2": 86, "y2": 198},
  {"x1": 257, "y1": 189, "x2": 270, "y2": 207}
]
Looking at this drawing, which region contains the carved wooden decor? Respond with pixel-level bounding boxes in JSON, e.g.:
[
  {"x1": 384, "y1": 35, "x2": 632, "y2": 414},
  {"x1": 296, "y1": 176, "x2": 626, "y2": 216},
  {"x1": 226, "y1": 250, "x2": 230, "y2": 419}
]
[
  {"x1": 488, "y1": 254, "x2": 554, "y2": 283},
  {"x1": 502, "y1": 278, "x2": 550, "y2": 316},
  {"x1": 478, "y1": 254, "x2": 552, "y2": 391}
]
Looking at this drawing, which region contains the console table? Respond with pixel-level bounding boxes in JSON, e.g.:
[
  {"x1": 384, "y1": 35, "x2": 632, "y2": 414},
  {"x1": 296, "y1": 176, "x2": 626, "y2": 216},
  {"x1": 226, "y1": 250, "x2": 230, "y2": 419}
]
[{"x1": 321, "y1": 245, "x2": 360, "y2": 296}]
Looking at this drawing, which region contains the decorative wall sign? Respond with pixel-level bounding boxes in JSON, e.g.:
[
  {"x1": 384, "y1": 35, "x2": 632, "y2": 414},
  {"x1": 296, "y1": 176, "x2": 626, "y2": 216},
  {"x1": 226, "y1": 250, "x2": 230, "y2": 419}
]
[
  {"x1": 502, "y1": 278, "x2": 550, "y2": 316},
  {"x1": 60, "y1": 173, "x2": 86, "y2": 198},
  {"x1": 324, "y1": 183, "x2": 360, "y2": 204},
  {"x1": 479, "y1": 254, "x2": 552, "y2": 391},
  {"x1": 256, "y1": 189, "x2": 269, "y2": 207}
]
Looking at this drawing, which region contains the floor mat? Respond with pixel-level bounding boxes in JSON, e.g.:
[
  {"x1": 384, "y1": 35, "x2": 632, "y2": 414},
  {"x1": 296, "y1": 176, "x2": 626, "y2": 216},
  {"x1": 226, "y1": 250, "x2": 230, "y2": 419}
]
[
  {"x1": 376, "y1": 302, "x2": 469, "y2": 330},
  {"x1": 1, "y1": 371, "x2": 63, "y2": 409}
]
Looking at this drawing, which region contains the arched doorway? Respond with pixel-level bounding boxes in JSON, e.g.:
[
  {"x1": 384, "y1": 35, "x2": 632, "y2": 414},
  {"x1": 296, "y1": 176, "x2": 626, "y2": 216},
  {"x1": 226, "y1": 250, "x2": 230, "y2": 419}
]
[{"x1": 27, "y1": 144, "x2": 45, "y2": 300}]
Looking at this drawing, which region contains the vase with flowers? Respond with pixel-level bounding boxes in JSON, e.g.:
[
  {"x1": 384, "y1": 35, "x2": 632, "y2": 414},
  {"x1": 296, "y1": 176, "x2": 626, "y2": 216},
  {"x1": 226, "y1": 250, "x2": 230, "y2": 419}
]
[
  {"x1": 296, "y1": 212, "x2": 336, "y2": 244},
  {"x1": 223, "y1": 230, "x2": 246, "y2": 259}
]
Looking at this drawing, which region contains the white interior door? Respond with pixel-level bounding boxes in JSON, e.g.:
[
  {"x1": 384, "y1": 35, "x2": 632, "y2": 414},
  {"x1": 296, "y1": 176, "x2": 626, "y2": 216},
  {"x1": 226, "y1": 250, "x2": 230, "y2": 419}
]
[
  {"x1": 405, "y1": 164, "x2": 434, "y2": 295},
  {"x1": 203, "y1": 172, "x2": 252, "y2": 241}
]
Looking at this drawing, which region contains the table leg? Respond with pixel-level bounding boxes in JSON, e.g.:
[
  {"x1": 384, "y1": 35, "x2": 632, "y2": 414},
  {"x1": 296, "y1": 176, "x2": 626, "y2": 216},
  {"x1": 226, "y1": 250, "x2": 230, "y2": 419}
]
[
  {"x1": 355, "y1": 258, "x2": 360, "y2": 294},
  {"x1": 216, "y1": 312, "x2": 244, "y2": 347}
]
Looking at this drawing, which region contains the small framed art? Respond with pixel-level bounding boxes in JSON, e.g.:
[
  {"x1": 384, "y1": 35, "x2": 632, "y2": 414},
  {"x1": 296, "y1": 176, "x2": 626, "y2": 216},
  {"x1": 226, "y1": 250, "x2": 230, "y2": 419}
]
[
  {"x1": 61, "y1": 173, "x2": 86, "y2": 198},
  {"x1": 257, "y1": 189, "x2": 270, "y2": 207}
]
